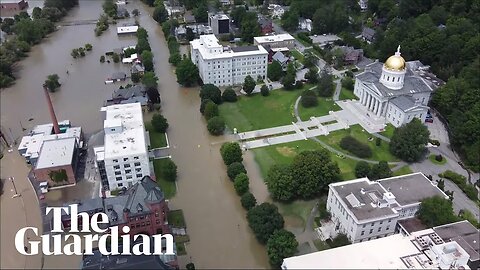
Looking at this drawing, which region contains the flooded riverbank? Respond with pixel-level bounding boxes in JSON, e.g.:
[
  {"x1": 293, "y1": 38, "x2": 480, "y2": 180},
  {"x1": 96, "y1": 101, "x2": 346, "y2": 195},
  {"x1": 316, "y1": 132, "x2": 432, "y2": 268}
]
[{"x1": 1, "y1": 0, "x2": 269, "y2": 268}]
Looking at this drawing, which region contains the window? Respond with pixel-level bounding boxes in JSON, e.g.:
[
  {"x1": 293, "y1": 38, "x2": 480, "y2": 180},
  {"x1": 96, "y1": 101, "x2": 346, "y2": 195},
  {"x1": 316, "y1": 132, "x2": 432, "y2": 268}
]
[
  {"x1": 135, "y1": 168, "x2": 141, "y2": 172},
  {"x1": 369, "y1": 229, "x2": 373, "y2": 234},
  {"x1": 134, "y1": 162, "x2": 141, "y2": 167},
  {"x1": 378, "y1": 227, "x2": 382, "y2": 232},
  {"x1": 116, "y1": 177, "x2": 122, "y2": 181},
  {"x1": 386, "y1": 226, "x2": 390, "y2": 231},
  {"x1": 361, "y1": 231, "x2": 365, "y2": 236},
  {"x1": 380, "y1": 221, "x2": 383, "y2": 225},
  {"x1": 113, "y1": 159, "x2": 118, "y2": 163},
  {"x1": 371, "y1": 222, "x2": 374, "y2": 227},
  {"x1": 115, "y1": 171, "x2": 121, "y2": 175},
  {"x1": 118, "y1": 183, "x2": 123, "y2": 187},
  {"x1": 362, "y1": 224, "x2": 366, "y2": 228},
  {"x1": 126, "y1": 175, "x2": 132, "y2": 179},
  {"x1": 125, "y1": 169, "x2": 131, "y2": 174},
  {"x1": 124, "y1": 164, "x2": 130, "y2": 168},
  {"x1": 114, "y1": 165, "x2": 120, "y2": 169},
  {"x1": 388, "y1": 219, "x2": 392, "y2": 223},
  {"x1": 123, "y1": 157, "x2": 128, "y2": 162}
]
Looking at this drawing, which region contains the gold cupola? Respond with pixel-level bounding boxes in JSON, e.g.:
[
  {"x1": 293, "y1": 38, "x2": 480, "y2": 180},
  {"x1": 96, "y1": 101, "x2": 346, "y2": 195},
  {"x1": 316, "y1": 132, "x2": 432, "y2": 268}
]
[{"x1": 384, "y1": 45, "x2": 405, "y2": 71}]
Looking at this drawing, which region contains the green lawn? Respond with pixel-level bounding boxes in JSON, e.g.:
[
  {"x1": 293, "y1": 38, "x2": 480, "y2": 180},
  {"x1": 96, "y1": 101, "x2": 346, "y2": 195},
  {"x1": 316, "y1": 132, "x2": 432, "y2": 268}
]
[
  {"x1": 153, "y1": 159, "x2": 176, "y2": 198},
  {"x1": 167, "y1": 209, "x2": 186, "y2": 228},
  {"x1": 176, "y1": 242, "x2": 187, "y2": 255},
  {"x1": 219, "y1": 89, "x2": 304, "y2": 132},
  {"x1": 429, "y1": 154, "x2": 447, "y2": 165},
  {"x1": 339, "y1": 87, "x2": 358, "y2": 100},
  {"x1": 379, "y1": 123, "x2": 396, "y2": 139},
  {"x1": 291, "y1": 49, "x2": 304, "y2": 63},
  {"x1": 316, "y1": 124, "x2": 399, "y2": 162},
  {"x1": 277, "y1": 200, "x2": 316, "y2": 230},
  {"x1": 313, "y1": 239, "x2": 331, "y2": 251},
  {"x1": 298, "y1": 97, "x2": 341, "y2": 121},
  {"x1": 145, "y1": 122, "x2": 168, "y2": 148},
  {"x1": 393, "y1": 165, "x2": 413, "y2": 176},
  {"x1": 252, "y1": 139, "x2": 358, "y2": 181}
]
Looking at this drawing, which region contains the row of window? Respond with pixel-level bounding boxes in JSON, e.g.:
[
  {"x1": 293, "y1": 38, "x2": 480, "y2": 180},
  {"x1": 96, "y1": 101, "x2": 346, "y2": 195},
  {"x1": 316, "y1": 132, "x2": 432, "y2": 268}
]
[
  {"x1": 112, "y1": 156, "x2": 140, "y2": 163},
  {"x1": 361, "y1": 219, "x2": 392, "y2": 228},
  {"x1": 116, "y1": 173, "x2": 143, "y2": 182},
  {"x1": 360, "y1": 226, "x2": 390, "y2": 236},
  {"x1": 113, "y1": 162, "x2": 142, "y2": 170}
]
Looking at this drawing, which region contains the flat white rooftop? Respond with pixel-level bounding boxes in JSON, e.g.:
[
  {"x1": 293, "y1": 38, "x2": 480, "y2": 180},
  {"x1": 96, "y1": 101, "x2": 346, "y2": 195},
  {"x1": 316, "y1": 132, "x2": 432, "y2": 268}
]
[
  {"x1": 102, "y1": 103, "x2": 147, "y2": 159},
  {"x1": 282, "y1": 232, "x2": 471, "y2": 269},
  {"x1": 117, "y1": 26, "x2": 138, "y2": 34},
  {"x1": 254, "y1": 33, "x2": 295, "y2": 44},
  {"x1": 35, "y1": 137, "x2": 76, "y2": 169},
  {"x1": 191, "y1": 35, "x2": 268, "y2": 60}
]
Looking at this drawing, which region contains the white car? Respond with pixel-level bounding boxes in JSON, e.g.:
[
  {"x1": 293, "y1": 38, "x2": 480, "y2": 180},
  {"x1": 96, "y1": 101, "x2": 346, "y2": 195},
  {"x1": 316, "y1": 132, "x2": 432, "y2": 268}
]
[{"x1": 39, "y1": 182, "x2": 49, "y2": 194}]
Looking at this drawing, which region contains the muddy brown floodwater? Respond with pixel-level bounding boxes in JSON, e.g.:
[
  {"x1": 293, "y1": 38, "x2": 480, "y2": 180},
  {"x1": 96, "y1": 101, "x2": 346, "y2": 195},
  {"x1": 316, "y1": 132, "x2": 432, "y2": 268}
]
[{"x1": 1, "y1": 1, "x2": 269, "y2": 268}]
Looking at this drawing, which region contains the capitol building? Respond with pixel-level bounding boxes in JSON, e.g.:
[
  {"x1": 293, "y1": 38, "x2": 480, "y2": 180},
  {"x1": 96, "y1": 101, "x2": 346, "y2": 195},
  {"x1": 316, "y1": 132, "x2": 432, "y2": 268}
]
[{"x1": 354, "y1": 46, "x2": 440, "y2": 127}]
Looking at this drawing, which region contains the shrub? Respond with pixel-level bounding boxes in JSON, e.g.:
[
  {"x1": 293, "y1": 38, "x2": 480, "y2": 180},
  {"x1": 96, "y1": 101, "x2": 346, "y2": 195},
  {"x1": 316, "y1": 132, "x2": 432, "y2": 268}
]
[
  {"x1": 439, "y1": 170, "x2": 478, "y2": 201},
  {"x1": 220, "y1": 142, "x2": 243, "y2": 165},
  {"x1": 222, "y1": 87, "x2": 237, "y2": 102},
  {"x1": 234, "y1": 173, "x2": 249, "y2": 195},
  {"x1": 339, "y1": 136, "x2": 372, "y2": 158},
  {"x1": 203, "y1": 101, "x2": 219, "y2": 120},
  {"x1": 100, "y1": 55, "x2": 105, "y2": 63},
  {"x1": 151, "y1": 114, "x2": 169, "y2": 133},
  {"x1": 435, "y1": 154, "x2": 443, "y2": 162},
  {"x1": 199, "y1": 99, "x2": 211, "y2": 114},
  {"x1": 301, "y1": 90, "x2": 318, "y2": 108},
  {"x1": 112, "y1": 53, "x2": 120, "y2": 63},
  {"x1": 295, "y1": 80, "x2": 303, "y2": 89},
  {"x1": 241, "y1": 192, "x2": 257, "y2": 210},
  {"x1": 375, "y1": 137, "x2": 381, "y2": 146},
  {"x1": 207, "y1": 116, "x2": 225, "y2": 136},
  {"x1": 355, "y1": 161, "x2": 371, "y2": 178},
  {"x1": 227, "y1": 162, "x2": 246, "y2": 180},
  {"x1": 260, "y1": 85, "x2": 269, "y2": 96},
  {"x1": 159, "y1": 159, "x2": 177, "y2": 181}
]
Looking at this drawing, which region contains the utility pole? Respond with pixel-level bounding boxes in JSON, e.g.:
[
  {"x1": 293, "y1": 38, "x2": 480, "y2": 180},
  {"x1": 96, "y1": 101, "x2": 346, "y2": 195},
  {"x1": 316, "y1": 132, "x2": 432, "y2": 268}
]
[{"x1": 10, "y1": 177, "x2": 21, "y2": 198}]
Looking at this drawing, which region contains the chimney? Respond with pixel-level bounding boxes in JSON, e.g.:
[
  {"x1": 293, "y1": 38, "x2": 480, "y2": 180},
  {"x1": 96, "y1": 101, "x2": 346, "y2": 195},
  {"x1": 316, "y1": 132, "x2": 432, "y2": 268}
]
[{"x1": 43, "y1": 86, "x2": 61, "y2": 134}]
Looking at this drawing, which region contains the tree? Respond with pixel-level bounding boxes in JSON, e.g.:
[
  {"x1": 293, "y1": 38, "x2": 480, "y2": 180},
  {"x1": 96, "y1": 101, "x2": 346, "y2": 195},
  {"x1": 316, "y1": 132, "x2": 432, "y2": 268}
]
[
  {"x1": 266, "y1": 164, "x2": 296, "y2": 201},
  {"x1": 303, "y1": 52, "x2": 316, "y2": 68},
  {"x1": 247, "y1": 203, "x2": 284, "y2": 244},
  {"x1": 136, "y1": 38, "x2": 151, "y2": 54},
  {"x1": 240, "y1": 12, "x2": 260, "y2": 43},
  {"x1": 132, "y1": 9, "x2": 139, "y2": 16},
  {"x1": 220, "y1": 142, "x2": 243, "y2": 165},
  {"x1": 355, "y1": 161, "x2": 371, "y2": 178},
  {"x1": 48, "y1": 169, "x2": 68, "y2": 183},
  {"x1": 267, "y1": 229, "x2": 298, "y2": 268},
  {"x1": 301, "y1": 90, "x2": 318, "y2": 108},
  {"x1": 243, "y1": 75, "x2": 256, "y2": 95},
  {"x1": 71, "y1": 48, "x2": 79, "y2": 58},
  {"x1": 142, "y1": 71, "x2": 158, "y2": 88},
  {"x1": 341, "y1": 77, "x2": 354, "y2": 91},
  {"x1": 260, "y1": 85, "x2": 269, "y2": 96},
  {"x1": 32, "y1": 7, "x2": 42, "y2": 20},
  {"x1": 100, "y1": 55, "x2": 105, "y2": 63},
  {"x1": 282, "y1": 63, "x2": 296, "y2": 90},
  {"x1": 267, "y1": 61, "x2": 283, "y2": 81},
  {"x1": 207, "y1": 116, "x2": 225, "y2": 136},
  {"x1": 186, "y1": 27, "x2": 195, "y2": 41},
  {"x1": 176, "y1": 57, "x2": 199, "y2": 87},
  {"x1": 329, "y1": 233, "x2": 351, "y2": 248},
  {"x1": 203, "y1": 101, "x2": 219, "y2": 120},
  {"x1": 141, "y1": 50, "x2": 154, "y2": 71},
  {"x1": 281, "y1": 10, "x2": 299, "y2": 32},
  {"x1": 368, "y1": 161, "x2": 392, "y2": 180},
  {"x1": 305, "y1": 68, "x2": 319, "y2": 84},
  {"x1": 291, "y1": 149, "x2": 341, "y2": 199},
  {"x1": 147, "y1": 87, "x2": 161, "y2": 104},
  {"x1": 159, "y1": 159, "x2": 177, "y2": 182},
  {"x1": 234, "y1": 173, "x2": 249, "y2": 195},
  {"x1": 193, "y1": 4, "x2": 208, "y2": 23},
  {"x1": 112, "y1": 53, "x2": 120, "y2": 63},
  {"x1": 417, "y1": 196, "x2": 458, "y2": 227},
  {"x1": 227, "y1": 162, "x2": 246, "y2": 180},
  {"x1": 44, "y1": 74, "x2": 61, "y2": 92},
  {"x1": 230, "y1": 6, "x2": 247, "y2": 27},
  {"x1": 84, "y1": 43, "x2": 93, "y2": 51},
  {"x1": 222, "y1": 87, "x2": 237, "y2": 102},
  {"x1": 317, "y1": 71, "x2": 334, "y2": 97},
  {"x1": 437, "y1": 179, "x2": 445, "y2": 191},
  {"x1": 199, "y1": 84, "x2": 222, "y2": 104},
  {"x1": 151, "y1": 113, "x2": 169, "y2": 133},
  {"x1": 153, "y1": 5, "x2": 168, "y2": 23},
  {"x1": 389, "y1": 118, "x2": 430, "y2": 162},
  {"x1": 102, "y1": 0, "x2": 117, "y2": 17},
  {"x1": 241, "y1": 192, "x2": 257, "y2": 210}
]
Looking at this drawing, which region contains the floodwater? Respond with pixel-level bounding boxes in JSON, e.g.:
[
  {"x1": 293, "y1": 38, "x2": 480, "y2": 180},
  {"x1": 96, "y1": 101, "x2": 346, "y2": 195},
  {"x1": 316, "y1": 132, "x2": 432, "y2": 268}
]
[{"x1": 0, "y1": 1, "x2": 269, "y2": 268}]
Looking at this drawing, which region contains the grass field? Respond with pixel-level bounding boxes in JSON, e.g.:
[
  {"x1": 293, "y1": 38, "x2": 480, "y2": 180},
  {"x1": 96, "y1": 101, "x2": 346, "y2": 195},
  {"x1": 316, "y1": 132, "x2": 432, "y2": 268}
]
[
  {"x1": 219, "y1": 88, "x2": 307, "y2": 132},
  {"x1": 317, "y1": 124, "x2": 399, "y2": 162},
  {"x1": 393, "y1": 165, "x2": 413, "y2": 176},
  {"x1": 168, "y1": 209, "x2": 186, "y2": 228},
  {"x1": 153, "y1": 158, "x2": 176, "y2": 198},
  {"x1": 291, "y1": 49, "x2": 304, "y2": 63},
  {"x1": 380, "y1": 123, "x2": 396, "y2": 139},
  {"x1": 297, "y1": 97, "x2": 341, "y2": 121},
  {"x1": 339, "y1": 87, "x2": 358, "y2": 100},
  {"x1": 145, "y1": 122, "x2": 168, "y2": 148},
  {"x1": 277, "y1": 199, "x2": 316, "y2": 230},
  {"x1": 429, "y1": 154, "x2": 447, "y2": 165}
]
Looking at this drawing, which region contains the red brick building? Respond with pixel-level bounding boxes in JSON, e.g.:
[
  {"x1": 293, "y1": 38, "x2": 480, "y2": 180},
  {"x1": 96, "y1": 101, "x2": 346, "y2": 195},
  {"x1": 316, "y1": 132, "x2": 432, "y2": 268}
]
[
  {"x1": 259, "y1": 17, "x2": 273, "y2": 35},
  {"x1": 0, "y1": 0, "x2": 28, "y2": 11}
]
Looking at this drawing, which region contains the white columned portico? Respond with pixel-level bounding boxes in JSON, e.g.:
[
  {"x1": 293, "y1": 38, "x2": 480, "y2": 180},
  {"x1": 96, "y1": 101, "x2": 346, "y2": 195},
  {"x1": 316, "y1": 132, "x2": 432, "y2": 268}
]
[
  {"x1": 369, "y1": 97, "x2": 375, "y2": 111},
  {"x1": 376, "y1": 102, "x2": 383, "y2": 116}
]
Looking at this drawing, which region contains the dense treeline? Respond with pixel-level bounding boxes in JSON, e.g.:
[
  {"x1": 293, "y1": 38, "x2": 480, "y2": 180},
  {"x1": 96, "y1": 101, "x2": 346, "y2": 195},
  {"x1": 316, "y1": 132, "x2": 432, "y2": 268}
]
[
  {"x1": 0, "y1": 0, "x2": 78, "y2": 88},
  {"x1": 283, "y1": 0, "x2": 479, "y2": 171}
]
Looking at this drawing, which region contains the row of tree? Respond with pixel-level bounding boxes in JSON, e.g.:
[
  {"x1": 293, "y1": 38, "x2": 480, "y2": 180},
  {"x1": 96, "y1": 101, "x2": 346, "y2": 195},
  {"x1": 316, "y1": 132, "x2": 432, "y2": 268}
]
[
  {"x1": 199, "y1": 84, "x2": 226, "y2": 136},
  {"x1": 1, "y1": 0, "x2": 79, "y2": 87},
  {"x1": 219, "y1": 142, "x2": 298, "y2": 267}
]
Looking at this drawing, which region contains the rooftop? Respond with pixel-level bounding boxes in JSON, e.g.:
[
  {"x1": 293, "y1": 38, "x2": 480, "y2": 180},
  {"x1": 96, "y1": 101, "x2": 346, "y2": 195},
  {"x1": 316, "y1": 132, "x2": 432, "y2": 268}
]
[
  {"x1": 390, "y1": 95, "x2": 418, "y2": 111},
  {"x1": 254, "y1": 33, "x2": 295, "y2": 44},
  {"x1": 282, "y1": 232, "x2": 471, "y2": 269},
  {"x1": 35, "y1": 137, "x2": 76, "y2": 169},
  {"x1": 102, "y1": 103, "x2": 147, "y2": 159},
  {"x1": 434, "y1": 221, "x2": 480, "y2": 262},
  {"x1": 191, "y1": 35, "x2": 268, "y2": 60},
  {"x1": 210, "y1": 13, "x2": 229, "y2": 20},
  {"x1": 117, "y1": 26, "x2": 138, "y2": 34}
]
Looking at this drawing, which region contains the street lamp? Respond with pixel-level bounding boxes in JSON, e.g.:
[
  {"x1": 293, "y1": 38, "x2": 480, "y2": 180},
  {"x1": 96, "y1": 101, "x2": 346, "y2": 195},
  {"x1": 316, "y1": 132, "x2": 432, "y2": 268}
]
[{"x1": 10, "y1": 177, "x2": 21, "y2": 198}]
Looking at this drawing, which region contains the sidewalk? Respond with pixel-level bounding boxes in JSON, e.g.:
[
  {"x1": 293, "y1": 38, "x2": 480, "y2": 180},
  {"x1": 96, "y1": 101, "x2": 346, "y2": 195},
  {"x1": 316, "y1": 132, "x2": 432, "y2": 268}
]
[{"x1": 0, "y1": 150, "x2": 43, "y2": 269}]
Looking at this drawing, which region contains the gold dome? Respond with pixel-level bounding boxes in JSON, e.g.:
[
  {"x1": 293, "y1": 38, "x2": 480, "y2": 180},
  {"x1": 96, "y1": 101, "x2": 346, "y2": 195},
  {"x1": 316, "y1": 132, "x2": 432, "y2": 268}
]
[{"x1": 384, "y1": 45, "x2": 406, "y2": 71}]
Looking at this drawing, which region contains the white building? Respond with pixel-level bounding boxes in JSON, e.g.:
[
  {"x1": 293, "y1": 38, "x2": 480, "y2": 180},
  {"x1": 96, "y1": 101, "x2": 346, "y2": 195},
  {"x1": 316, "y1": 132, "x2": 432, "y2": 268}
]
[
  {"x1": 359, "y1": 0, "x2": 368, "y2": 10},
  {"x1": 117, "y1": 26, "x2": 138, "y2": 35},
  {"x1": 282, "y1": 229, "x2": 471, "y2": 269},
  {"x1": 269, "y1": 4, "x2": 286, "y2": 19},
  {"x1": 253, "y1": 33, "x2": 295, "y2": 50},
  {"x1": 94, "y1": 103, "x2": 151, "y2": 191},
  {"x1": 354, "y1": 46, "x2": 440, "y2": 127},
  {"x1": 326, "y1": 172, "x2": 447, "y2": 243},
  {"x1": 190, "y1": 35, "x2": 268, "y2": 86},
  {"x1": 208, "y1": 13, "x2": 229, "y2": 36}
]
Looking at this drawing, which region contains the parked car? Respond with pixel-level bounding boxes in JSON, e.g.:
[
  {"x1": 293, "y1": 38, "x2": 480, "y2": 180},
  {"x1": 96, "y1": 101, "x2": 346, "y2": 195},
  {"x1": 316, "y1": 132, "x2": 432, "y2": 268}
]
[
  {"x1": 39, "y1": 182, "x2": 49, "y2": 194},
  {"x1": 425, "y1": 118, "x2": 433, "y2": 123}
]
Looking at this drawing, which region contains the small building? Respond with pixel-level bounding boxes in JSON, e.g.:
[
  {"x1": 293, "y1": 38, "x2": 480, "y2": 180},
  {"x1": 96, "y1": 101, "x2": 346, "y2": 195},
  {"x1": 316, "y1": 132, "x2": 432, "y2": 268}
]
[
  {"x1": 183, "y1": 11, "x2": 196, "y2": 24},
  {"x1": 130, "y1": 63, "x2": 145, "y2": 76},
  {"x1": 122, "y1": 53, "x2": 138, "y2": 64},
  {"x1": 0, "y1": 0, "x2": 28, "y2": 11},
  {"x1": 269, "y1": 4, "x2": 287, "y2": 19},
  {"x1": 298, "y1": 18, "x2": 312, "y2": 32},
  {"x1": 253, "y1": 33, "x2": 295, "y2": 50},
  {"x1": 116, "y1": 7, "x2": 129, "y2": 18},
  {"x1": 209, "y1": 13, "x2": 230, "y2": 36},
  {"x1": 334, "y1": 46, "x2": 364, "y2": 65},
  {"x1": 258, "y1": 17, "x2": 273, "y2": 35},
  {"x1": 309, "y1": 34, "x2": 341, "y2": 48},
  {"x1": 361, "y1": 26, "x2": 376, "y2": 43},
  {"x1": 105, "y1": 85, "x2": 148, "y2": 106},
  {"x1": 359, "y1": 0, "x2": 368, "y2": 10},
  {"x1": 164, "y1": 1, "x2": 184, "y2": 17},
  {"x1": 117, "y1": 25, "x2": 138, "y2": 35},
  {"x1": 272, "y1": 51, "x2": 289, "y2": 68},
  {"x1": 110, "y1": 72, "x2": 127, "y2": 82}
]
